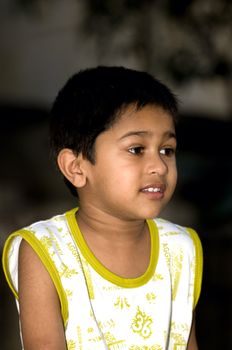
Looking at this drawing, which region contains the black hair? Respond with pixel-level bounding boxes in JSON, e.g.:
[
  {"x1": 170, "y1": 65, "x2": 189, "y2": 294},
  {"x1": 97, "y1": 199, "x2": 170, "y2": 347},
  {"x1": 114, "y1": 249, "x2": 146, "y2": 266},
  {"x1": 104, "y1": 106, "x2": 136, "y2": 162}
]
[{"x1": 50, "y1": 66, "x2": 178, "y2": 197}]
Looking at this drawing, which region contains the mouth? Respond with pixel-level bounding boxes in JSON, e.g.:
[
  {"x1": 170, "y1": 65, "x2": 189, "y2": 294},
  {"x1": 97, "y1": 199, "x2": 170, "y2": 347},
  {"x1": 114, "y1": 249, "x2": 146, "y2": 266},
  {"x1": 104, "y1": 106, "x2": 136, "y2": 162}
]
[
  {"x1": 141, "y1": 184, "x2": 165, "y2": 193},
  {"x1": 140, "y1": 184, "x2": 166, "y2": 198},
  {"x1": 142, "y1": 187, "x2": 163, "y2": 193}
]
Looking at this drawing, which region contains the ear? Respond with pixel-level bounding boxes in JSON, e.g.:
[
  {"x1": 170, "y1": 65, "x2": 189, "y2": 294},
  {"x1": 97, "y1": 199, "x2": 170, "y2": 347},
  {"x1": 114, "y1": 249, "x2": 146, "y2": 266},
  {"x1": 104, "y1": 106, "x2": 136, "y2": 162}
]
[{"x1": 57, "y1": 149, "x2": 87, "y2": 188}]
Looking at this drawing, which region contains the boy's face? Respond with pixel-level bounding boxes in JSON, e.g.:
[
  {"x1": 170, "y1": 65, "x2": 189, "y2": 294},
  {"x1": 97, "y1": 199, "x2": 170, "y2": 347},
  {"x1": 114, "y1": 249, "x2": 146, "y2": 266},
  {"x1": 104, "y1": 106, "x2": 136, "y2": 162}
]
[{"x1": 79, "y1": 104, "x2": 177, "y2": 220}]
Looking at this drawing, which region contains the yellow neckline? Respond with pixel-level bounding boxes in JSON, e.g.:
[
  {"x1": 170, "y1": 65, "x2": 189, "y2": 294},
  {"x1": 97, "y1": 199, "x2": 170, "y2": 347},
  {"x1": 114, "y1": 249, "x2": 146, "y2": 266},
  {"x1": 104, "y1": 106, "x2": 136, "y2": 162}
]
[{"x1": 66, "y1": 207, "x2": 159, "y2": 288}]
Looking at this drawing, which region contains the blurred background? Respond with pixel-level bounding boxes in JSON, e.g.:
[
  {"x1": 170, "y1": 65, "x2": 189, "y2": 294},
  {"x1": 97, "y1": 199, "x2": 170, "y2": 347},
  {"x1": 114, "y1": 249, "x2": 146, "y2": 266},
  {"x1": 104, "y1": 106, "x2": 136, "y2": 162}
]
[{"x1": 0, "y1": 0, "x2": 232, "y2": 349}]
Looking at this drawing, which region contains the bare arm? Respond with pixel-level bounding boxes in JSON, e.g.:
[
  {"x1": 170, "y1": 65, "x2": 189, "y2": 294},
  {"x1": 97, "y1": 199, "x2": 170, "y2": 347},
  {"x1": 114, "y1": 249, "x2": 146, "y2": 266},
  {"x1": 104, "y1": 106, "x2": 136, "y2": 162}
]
[
  {"x1": 187, "y1": 312, "x2": 198, "y2": 350},
  {"x1": 18, "y1": 240, "x2": 67, "y2": 350}
]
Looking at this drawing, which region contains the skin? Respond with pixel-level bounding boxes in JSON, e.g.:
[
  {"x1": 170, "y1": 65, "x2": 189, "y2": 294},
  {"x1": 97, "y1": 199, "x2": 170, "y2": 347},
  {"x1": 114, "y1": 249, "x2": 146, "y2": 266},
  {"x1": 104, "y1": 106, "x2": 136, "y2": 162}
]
[
  {"x1": 18, "y1": 239, "x2": 67, "y2": 349},
  {"x1": 18, "y1": 104, "x2": 198, "y2": 349},
  {"x1": 188, "y1": 313, "x2": 199, "y2": 350}
]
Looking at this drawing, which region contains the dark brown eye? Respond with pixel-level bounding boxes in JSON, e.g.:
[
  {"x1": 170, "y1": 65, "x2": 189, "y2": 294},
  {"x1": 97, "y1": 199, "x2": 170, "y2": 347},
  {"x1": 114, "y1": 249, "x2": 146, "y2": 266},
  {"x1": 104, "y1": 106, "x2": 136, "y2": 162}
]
[
  {"x1": 160, "y1": 148, "x2": 175, "y2": 156},
  {"x1": 128, "y1": 147, "x2": 144, "y2": 155}
]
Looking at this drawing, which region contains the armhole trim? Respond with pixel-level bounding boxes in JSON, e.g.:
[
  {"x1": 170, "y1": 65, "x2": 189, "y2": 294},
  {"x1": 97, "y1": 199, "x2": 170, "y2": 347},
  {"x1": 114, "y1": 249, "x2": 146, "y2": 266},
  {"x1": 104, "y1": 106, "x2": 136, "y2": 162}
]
[
  {"x1": 2, "y1": 234, "x2": 18, "y2": 299},
  {"x1": 2, "y1": 229, "x2": 69, "y2": 328},
  {"x1": 187, "y1": 228, "x2": 203, "y2": 309}
]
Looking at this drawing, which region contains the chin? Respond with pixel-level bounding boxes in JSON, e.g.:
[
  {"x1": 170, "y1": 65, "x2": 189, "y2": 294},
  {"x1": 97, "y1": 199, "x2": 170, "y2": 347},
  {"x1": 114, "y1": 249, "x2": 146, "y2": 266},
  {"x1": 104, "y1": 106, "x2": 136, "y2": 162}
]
[{"x1": 141, "y1": 208, "x2": 163, "y2": 220}]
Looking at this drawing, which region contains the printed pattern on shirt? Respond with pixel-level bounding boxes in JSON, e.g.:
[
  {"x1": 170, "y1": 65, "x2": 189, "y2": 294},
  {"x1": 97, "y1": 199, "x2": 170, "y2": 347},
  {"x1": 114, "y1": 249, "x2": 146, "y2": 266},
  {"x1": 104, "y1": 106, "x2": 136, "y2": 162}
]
[{"x1": 4, "y1": 209, "x2": 202, "y2": 350}]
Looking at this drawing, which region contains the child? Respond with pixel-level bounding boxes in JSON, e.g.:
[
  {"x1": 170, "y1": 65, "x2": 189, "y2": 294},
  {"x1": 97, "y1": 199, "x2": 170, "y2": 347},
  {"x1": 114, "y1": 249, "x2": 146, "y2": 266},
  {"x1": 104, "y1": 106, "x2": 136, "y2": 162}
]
[{"x1": 2, "y1": 66, "x2": 203, "y2": 350}]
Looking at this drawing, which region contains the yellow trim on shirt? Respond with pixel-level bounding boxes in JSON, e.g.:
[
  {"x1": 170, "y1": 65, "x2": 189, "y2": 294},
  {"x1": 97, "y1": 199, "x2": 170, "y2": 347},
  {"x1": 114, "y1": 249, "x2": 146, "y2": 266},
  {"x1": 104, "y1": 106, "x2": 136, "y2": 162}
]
[
  {"x1": 2, "y1": 230, "x2": 69, "y2": 327},
  {"x1": 65, "y1": 208, "x2": 160, "y2": 288},
  {"x1": 187, "y1": 228, "x2": 203, "y2": 308}
]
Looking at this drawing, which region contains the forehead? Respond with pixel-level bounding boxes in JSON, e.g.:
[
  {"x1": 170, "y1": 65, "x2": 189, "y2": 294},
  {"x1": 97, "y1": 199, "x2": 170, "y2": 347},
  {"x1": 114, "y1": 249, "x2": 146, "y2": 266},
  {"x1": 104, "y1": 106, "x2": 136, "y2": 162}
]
[{"x1": 110, "y1": 104, "x2": 175, "y2": 135}]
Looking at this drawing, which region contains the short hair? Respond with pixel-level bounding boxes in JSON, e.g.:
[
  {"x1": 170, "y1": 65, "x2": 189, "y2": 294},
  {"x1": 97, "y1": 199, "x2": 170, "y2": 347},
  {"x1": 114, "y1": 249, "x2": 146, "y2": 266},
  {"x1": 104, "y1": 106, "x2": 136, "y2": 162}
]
[{"x1": 50, "y1": 66, "x2": 178, "y2": 197}]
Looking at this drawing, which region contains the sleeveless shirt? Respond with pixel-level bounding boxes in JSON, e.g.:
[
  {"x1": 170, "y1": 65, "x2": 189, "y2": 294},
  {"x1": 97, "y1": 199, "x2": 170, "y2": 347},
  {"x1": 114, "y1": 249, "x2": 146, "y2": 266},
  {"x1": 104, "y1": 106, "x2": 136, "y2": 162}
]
[{"x1": 2, "y1": 207, "x2": 203, "y2": 350}]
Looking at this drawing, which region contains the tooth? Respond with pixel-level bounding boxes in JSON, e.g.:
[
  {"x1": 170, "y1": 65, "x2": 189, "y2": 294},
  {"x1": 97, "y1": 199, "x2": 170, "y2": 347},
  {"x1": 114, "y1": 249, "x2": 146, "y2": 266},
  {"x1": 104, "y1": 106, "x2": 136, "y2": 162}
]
[{"x1": 144, "y1": 187, "x2": 160, "y2": 192}]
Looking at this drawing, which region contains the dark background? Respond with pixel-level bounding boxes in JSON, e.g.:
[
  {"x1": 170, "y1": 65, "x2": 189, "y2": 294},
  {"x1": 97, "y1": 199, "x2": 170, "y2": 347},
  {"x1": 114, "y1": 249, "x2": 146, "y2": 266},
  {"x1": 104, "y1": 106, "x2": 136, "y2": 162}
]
[{"x1": 0, "y1": 1, "x2": 232, "y2": 349}]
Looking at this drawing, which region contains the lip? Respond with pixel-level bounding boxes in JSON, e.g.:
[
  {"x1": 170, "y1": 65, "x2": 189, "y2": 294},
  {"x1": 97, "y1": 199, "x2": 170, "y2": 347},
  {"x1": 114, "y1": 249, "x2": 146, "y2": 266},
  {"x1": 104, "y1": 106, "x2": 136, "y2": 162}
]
[{"x1": 140, "y1": 184, "x2": 166, "y2": 199}]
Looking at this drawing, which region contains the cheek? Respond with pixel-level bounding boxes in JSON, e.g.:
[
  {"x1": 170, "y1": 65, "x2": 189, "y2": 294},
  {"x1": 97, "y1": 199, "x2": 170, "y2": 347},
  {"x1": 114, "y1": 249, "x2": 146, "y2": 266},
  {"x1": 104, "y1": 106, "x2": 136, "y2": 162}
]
[
  {"x1": 173, "y1": 171, "x2": 178, "y2": 189},
  {"x1": 168, "y1": 163, "x2": 178, "y2": 188},
  {"x1": 107, "y1": 166, "x2": 139, "y2": 195}
]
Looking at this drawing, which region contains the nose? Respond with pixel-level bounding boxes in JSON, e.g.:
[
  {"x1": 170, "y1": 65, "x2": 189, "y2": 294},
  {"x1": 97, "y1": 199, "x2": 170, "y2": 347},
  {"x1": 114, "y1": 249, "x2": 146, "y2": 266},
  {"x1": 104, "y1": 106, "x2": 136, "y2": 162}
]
[{"x1": 147, "y1": 153, "x2": 168, "y2": 176}]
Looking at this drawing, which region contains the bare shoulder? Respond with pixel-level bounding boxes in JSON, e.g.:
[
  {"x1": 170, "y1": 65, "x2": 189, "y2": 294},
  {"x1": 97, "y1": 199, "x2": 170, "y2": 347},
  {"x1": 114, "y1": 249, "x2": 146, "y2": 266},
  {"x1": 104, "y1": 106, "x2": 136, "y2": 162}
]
[
  {"x1": 19, "y1": 239, "x2": 46, "y2": 276},
  {"x1": 18, "y1": 240, "x2": 67, "y2": 350}
]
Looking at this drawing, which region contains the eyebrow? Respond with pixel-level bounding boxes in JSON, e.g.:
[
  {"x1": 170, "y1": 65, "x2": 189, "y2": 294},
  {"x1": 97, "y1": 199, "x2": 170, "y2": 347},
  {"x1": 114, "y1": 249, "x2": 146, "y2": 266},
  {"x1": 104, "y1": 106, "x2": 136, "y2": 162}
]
[{"x1": 118, "y1": 130, "x2": 176, "y2": 140}]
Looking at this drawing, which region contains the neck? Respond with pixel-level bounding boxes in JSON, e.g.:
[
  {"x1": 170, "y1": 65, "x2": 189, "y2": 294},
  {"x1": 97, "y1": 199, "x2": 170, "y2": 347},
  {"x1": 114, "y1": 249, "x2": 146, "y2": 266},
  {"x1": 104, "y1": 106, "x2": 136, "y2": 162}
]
[
  {"x1": 76, "y1": 204, "x2": 147, "y2": 247},
  {"x1": 75, "y1": 205, "x2": 151, "y2": 278}
]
